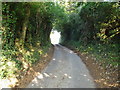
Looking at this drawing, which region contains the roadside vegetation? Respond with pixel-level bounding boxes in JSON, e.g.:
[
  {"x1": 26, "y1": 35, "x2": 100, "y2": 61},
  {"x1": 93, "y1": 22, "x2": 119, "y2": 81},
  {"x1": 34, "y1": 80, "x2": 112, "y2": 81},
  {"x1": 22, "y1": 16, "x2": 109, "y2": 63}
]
[
  {"x1": 0, "y1": 1, "x2": 119, "y2": 88},
  {"x1": 0, "y1": 2, "x2": 64, "y2": 88},
  {"x1": 56, "y1": 2, "x2": 120, "y2": 69},
  {"x1": 55, "y1": 2, "x2": 120, "y2": 87}
]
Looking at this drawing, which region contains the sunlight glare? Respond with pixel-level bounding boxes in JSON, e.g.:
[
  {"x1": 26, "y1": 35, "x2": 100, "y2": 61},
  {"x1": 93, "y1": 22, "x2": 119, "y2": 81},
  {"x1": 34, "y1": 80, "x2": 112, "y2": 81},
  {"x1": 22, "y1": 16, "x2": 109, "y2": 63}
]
[{"x1": 50, "y1": 30, "x2": 61, "y2": 44}]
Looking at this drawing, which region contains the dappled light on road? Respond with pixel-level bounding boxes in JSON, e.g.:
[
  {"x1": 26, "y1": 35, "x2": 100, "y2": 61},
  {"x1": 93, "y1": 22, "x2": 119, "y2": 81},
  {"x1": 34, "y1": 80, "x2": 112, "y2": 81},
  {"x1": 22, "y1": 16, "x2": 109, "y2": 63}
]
[
  {"x1": 37, "y1": 74, "x2": 43, "y2": 79},
  {"x1": 27, "y1": 71, "x2": 74, "y2": 88},
  {"x1": 52, "y1": 58, "x2": 56, "y2": 61},
  {"x1": 43, "y1": 73, "x2": 50, "y2": 77},
  {"x1": 27, "y1": 45, "x2": 95, "y2": 88}
]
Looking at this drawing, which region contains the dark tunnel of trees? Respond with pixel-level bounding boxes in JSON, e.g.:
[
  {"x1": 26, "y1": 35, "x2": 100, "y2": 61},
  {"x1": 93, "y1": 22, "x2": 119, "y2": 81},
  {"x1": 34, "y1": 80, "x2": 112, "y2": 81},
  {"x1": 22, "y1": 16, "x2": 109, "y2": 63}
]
[{"x1": 0, "y1": 1, "x2": 119, "y2": 88}]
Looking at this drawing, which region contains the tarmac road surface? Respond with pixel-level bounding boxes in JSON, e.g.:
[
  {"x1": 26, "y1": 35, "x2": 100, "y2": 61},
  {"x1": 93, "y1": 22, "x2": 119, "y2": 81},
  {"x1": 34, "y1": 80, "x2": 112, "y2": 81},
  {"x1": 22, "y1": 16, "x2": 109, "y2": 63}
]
[{"x1": 27, "y1": 44, "x2": 96, "y2": 88}]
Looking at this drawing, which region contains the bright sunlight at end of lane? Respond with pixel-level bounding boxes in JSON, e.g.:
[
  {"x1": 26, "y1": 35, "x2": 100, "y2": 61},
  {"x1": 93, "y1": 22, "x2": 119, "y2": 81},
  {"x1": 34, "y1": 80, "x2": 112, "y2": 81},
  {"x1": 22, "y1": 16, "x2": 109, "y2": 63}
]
[{"x1": 50, "y1": 30, "x2": 61, "y2": 45}]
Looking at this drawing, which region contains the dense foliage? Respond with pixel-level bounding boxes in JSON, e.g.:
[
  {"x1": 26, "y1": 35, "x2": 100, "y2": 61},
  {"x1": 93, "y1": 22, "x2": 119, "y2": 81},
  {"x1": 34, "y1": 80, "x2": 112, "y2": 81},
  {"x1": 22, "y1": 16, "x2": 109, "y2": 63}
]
[
  {"x1": 0, "y1": 2, "x2": 60, "y2": 80},
  {"x1": 0, "y1": 1, "x2": 119, "y2": 88},
  {"x1": 56, "y1": 2, "x2": 120, "y2": 67}
]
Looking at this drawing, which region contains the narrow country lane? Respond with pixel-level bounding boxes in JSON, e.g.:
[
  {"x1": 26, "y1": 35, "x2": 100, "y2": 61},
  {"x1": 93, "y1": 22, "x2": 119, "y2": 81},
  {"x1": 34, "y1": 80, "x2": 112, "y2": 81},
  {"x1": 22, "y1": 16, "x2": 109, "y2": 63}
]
[{"x1": 27, "y1": 45, "x2": 96, "y2": 88}]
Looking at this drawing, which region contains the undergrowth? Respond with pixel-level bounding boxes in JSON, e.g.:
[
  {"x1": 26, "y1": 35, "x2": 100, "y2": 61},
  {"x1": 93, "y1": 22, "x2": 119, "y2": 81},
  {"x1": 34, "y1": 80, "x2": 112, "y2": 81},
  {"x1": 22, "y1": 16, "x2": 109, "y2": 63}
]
[
  {"x1": 63, "y1": 41, "x2": 119, "y2": 68},
  {"x1": 0, "y1": 44, "x2": 51, "y2": 79}
]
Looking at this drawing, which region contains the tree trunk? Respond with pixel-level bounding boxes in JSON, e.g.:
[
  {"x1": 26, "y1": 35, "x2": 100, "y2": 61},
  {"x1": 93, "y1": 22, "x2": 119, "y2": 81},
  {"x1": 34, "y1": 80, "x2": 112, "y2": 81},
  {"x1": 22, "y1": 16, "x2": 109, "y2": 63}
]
[
  {"x1": 20, "y1": 5, "x2": 30, "y2": 49},
  {"x1": 0, "y1": 2, "x2": 2, "y2": 27},
  {"x1": 0, "y1": 2, "x2": 2, "y2": 58}
]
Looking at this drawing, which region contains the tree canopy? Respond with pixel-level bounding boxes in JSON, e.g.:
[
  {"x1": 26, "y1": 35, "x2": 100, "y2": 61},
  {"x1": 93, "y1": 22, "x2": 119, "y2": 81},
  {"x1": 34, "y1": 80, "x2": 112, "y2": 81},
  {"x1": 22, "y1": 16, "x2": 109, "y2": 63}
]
[{"x1": 0, "y1": 1, "x2": 119, "y2": 88}]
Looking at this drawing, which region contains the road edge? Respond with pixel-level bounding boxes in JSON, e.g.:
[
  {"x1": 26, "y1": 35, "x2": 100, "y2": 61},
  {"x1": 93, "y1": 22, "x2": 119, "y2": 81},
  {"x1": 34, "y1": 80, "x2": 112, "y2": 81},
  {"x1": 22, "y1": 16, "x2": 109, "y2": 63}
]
[{"x1": 13, "y1": 45, "x2": 54, "y2": 88}]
